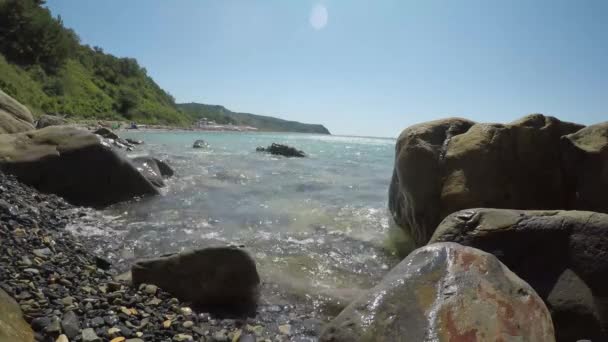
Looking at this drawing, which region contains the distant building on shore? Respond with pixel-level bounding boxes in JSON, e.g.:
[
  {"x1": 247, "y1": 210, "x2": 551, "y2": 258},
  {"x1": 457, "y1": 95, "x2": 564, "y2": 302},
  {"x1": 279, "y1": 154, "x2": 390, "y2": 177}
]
[{"x1": 196, "y1": 118, "x2": 216, "y2": 128}]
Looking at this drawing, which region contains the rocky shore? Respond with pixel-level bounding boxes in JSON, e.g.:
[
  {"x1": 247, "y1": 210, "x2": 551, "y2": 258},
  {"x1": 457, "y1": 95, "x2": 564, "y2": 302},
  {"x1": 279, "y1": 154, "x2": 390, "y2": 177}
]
[
  {"x1": 380, "y1": 114, "x2": 608, "y2": 341},
  {"x1": 0, "y1": 171, "x2": 323, "y2": 342},
  {"x1": 2, "y1": 86, "x2": 608, "y2": 342}
]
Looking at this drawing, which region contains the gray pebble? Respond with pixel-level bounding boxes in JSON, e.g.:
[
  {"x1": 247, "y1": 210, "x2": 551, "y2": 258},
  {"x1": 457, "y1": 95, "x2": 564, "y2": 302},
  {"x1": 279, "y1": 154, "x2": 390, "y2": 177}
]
[
  {"x1": 90, "y1": 316, "x2": 105, "y2": 327},
  {"x1": 61, "y1": 311, "x2": 80, "y2": 339},
  {"x1": 238, "y1": 334, "x2": 256, "y2": 342},
  {"x1": 81, "y1": 328, "x2": 101, "y2": 342},
  {"x1": 45, "y1": 315, "x2": 61, "y2": 334}
]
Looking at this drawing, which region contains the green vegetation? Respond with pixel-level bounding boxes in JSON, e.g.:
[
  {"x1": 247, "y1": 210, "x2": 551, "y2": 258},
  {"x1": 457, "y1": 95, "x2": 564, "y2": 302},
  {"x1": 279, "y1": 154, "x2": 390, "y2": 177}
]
[
  {"x1": 178, "y1": 103, "x2": 331, "y2": 134},
  {"x1": 0, "y1": 0, "x2": 188, "y2": 125},
  {"x1": 0, "y1": 0, "x2": 329, "y2": 133}
]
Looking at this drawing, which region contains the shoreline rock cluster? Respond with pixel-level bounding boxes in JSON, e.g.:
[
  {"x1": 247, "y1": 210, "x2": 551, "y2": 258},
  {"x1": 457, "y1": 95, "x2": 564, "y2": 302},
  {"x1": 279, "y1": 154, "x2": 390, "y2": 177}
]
[
  {"x1": 0, "y1": 171, "x2": 321, "y2": 342},
  {"x1": 345, "y1": 113, "x2": 607, "y2": 341},
  {"x1": 0, "y1": 92, "x2": 322, "y2": 342},
  {"x1": 0, "y1": 90, "x2": 176, "y2": 208},
  {"x1": 4, "y1": 86, "x2": 606, "y2": 341}
]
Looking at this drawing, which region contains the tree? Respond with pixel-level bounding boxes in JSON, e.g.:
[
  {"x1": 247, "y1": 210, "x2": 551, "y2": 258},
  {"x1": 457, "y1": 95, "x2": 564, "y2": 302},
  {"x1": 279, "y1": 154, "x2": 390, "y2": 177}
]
[
  {"x1": 0, "y1": 0, "x2": 79, "y2": 73},
  {"x1": 117, "y1": 88, "x2": 139, "y2": 114}
]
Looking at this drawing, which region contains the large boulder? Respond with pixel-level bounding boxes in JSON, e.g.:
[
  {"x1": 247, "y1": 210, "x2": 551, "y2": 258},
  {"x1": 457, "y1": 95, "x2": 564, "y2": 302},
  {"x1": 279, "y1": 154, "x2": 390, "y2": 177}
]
[
  {"x1": 0, "y1": 288, "x2": 34, "y2": 342},
  {"x1": 35, "y1": 114, "x2": 67, "y2": 129},
  {"x1": 561, "y1": 122, "x2": 608, "y2": 213},
  {"x1": 389, "y1": 114, "x2": 584, "y2": 250},
  {"x1": 131, "y1": 156, "x2": 174, "y2": 187},
  {"x1": 0, "y1": 89, "x2": 35, "y2": 134},
  {"x1": 320, "y1": 243, "x2": 554, "y2": 342},
  {"x1": 0, "y1": 126, "x2": 159, "y2": 207},
  {"x1": 389, "y1": 118, "x2": 474, "y2": 250},
  {"x1": 430, "y1": 209, "x2": 608, "y2": 341},
  {"x1": 131, "y1": 247, "x2": 260, "y2": 315}
]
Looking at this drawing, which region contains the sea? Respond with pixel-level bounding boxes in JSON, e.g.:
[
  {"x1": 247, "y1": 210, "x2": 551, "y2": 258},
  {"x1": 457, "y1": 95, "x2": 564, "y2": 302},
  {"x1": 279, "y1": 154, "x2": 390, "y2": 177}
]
[{"x1": 69, "y1": 131, "x2": 399, "y2": 314}]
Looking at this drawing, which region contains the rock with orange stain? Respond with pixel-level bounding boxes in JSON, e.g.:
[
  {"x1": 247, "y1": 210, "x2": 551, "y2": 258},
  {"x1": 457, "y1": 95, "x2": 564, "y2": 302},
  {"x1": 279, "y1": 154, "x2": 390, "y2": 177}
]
[
  {"x1": 320, "y1": 243, "x2": 554, "y2": 342},
  {"x1": 431, "y1": 208, "x2": 608, "y2": 342}
]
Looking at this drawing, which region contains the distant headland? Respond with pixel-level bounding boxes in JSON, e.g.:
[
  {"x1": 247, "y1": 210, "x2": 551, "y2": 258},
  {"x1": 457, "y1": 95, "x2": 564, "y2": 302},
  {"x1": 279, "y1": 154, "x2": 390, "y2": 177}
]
[{"x1": 0, "y1": 0, "x2": 329, "y2": 135}]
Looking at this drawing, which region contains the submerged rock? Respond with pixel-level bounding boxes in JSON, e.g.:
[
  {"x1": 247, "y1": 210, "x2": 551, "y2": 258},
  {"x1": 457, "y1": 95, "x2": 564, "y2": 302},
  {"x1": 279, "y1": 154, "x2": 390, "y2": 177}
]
[
  {"x1": 257, "y1": 143, "x2": 306, "y2": 158},
  {"x1": 0, "y1": 88, "x2": 35, "y2": 134},
  {"x1": 125, "y1": 138, "x2": 143, "y2": 145},
  {"x1": 431, "y1": 208, "x2": 608, "y2": 341},
  {"x1": 0, "y1": 126, "x2": 159, "y2": 207},
  {"x1": 0, "y1": 288, "x2": 34, "y2": 342},
  {"x1": 193, "y1": 139, "x2": 208, "y2": 148},
  {"x1": 320, "y1": 243, "x2": 554, "y2": 342},
  {"x1": 131, "y1": 247, "x2": 260, "y2": 315},
  {"x1": 389, "y1": 114, "x2": 585, "y2": 253},
  {"x1": 131, "y1": 156, "x2": 174, "y2": 187},
  {"x1": 36, "y1": 114, "x2": 67, "y2": 129}
]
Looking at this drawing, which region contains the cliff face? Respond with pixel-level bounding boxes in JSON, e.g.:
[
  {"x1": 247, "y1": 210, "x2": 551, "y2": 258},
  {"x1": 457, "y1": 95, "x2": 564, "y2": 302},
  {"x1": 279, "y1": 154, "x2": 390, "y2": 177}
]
[{"x1": 178, "y1": 103, "x2": 331, "y2": 134}]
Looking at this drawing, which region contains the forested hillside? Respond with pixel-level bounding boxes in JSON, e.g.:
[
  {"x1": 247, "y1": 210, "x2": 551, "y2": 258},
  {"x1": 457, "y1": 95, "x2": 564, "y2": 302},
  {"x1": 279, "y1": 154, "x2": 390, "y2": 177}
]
[
  {"x1": 0, "y1": 0, "x2": 189, "y2": 125},
  {"x1": 178, "y1": 103, "x2": 331, "y2": 134},
  {"x1": 0, "y1": 0, "x2": 329, "y2": 133}
]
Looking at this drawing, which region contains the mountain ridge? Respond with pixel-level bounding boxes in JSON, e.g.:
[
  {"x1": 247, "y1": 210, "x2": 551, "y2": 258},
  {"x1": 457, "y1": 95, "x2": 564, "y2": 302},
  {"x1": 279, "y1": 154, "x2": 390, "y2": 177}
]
[{"x1": 178, "y1": 102, "x2": 331, "y2": 134}]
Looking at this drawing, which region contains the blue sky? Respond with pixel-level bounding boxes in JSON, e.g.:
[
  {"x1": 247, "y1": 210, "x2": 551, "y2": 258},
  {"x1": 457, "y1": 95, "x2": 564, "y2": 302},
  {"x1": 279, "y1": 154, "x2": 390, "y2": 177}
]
[{"x1": 46, "y1": 0, "x2": 607, "y2": 137}]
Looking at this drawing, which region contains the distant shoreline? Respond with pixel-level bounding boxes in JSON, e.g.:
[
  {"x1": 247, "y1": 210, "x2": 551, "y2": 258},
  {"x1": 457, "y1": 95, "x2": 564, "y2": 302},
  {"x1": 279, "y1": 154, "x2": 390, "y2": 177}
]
[{"x1": 68, "y1": 119, "x2": 332, "y2": 135}]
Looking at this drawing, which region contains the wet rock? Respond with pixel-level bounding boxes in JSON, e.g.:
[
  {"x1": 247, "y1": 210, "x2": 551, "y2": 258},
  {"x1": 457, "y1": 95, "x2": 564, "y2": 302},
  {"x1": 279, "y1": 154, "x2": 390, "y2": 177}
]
[
  {"x1": 94, "y1": 256, "x2": 112, "y2": 270},
  {"x1": 431, "y1": 208, "x2": 608, "y2": 341},
  {"x1": 193, "y1": 139, "x2": 208, "y2": 149},
  {"x1": 0, "y1": 288, "x2": 34, "y2": 342},
  {"x1": 0, "y1": 88, "x2": 35, "y2": 134},
  {"x1": 131, "y1": 247, "x2": 260, "y2": 315},
  {"x1": 130, "y1": 156, "x2": 174, "y2": 188},
  {"x1": 389, "y1": 115, "x2": 584, "y2": 253},
  {"x1": 0, "y1": 126, "x2": 159, "y2": 207},
  {"x1": 36, "y1": 115, "x2": 67, "y2": 129},
  {"x1": 94, "y1": 127, "x2": 120, "y2": 140},
  {"x1": 320, "y1": 243, "x2": 554, "y2": 342},
  {"x1": 156, "y1": 162, "x2": 174, "y2": 179},
  {"x1": 256, "y1": 143, "x2": 306, "y2": 157},
  {"x1": 125, "y1": 138, "x2": 143, "y2": 145}
]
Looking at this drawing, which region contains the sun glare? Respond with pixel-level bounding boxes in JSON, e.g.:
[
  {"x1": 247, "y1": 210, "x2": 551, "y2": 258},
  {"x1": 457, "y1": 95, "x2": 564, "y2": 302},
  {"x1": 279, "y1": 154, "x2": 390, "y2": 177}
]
[{"x1": 309, "y1": 4, "x2": 328, "y2": 30}]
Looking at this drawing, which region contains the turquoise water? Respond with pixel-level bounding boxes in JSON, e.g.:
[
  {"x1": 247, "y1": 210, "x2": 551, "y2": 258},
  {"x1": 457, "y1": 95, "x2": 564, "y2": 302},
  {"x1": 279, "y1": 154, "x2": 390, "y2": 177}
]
[{"x1": 74, "y1": 131, "x2": 398, "y2": 309}]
